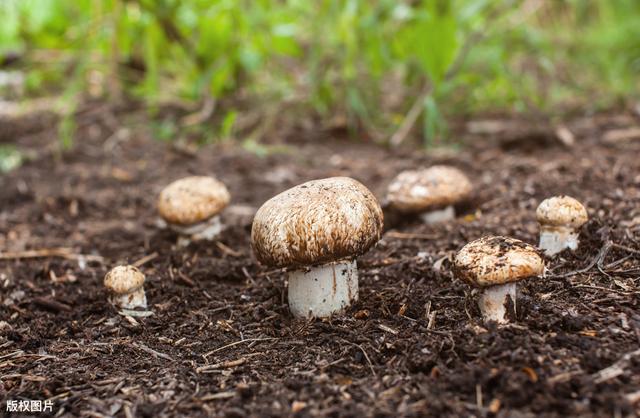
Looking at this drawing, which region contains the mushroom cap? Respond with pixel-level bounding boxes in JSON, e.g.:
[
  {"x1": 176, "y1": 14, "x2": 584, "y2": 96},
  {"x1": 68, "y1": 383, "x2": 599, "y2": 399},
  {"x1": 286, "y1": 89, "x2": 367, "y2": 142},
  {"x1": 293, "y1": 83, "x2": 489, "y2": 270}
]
[
  {"x1": 158, "y1": 176, "x2": 230, "y2": 225},
  {"x1": 386, "y1": 165, "x2": 472, "y2": 213},
  {"x1": 536, "y1": 196, "x2": 588, "y2": 228},
  {"x1": 104, "y1": 265, "x2": 145, "y2": 294},
  {"x1": 454, "y1": 236, "x2": 544, "y2": 287},
  {"x1": 251, "y1": 177, "x2": 383, "y2": 268}
]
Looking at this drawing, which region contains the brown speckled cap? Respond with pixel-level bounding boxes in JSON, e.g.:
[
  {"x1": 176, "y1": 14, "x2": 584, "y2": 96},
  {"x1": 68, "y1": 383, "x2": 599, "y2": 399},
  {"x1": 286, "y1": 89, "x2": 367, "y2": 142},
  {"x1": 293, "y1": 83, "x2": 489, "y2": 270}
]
[
  {"x1": 158, "y1": 176, "x2": 230, "y2": 225},
  {"x1": 104, "y1": 265, "x2": 145, "y2": 294},
  {"x1": 386, "y1": 165, "x2": 472, "y2": 213},
  {"x1": 536, "y1": 196, "x2": 588, "y2": 229},
  {"x1": 251, "y1": 177, "x2": 383, "y2": 268},
  {"x1": 454, "y1": 236, "x2": 544, "y2": 287}
]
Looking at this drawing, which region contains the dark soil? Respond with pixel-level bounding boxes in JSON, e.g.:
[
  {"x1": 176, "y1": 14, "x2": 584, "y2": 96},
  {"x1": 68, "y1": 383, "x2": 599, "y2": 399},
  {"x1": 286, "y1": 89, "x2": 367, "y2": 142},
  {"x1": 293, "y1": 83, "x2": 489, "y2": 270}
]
[{"x1": 1, "y1": 106, "x2": 639, "y2": 417}]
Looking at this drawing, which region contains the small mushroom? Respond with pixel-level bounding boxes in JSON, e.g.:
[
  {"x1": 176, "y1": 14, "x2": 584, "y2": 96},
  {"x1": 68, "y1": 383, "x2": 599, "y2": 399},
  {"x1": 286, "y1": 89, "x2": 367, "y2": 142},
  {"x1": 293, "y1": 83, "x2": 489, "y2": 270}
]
[
  {"x1": 104, "y1": 265, "x2": 147, "y2": 309},
  {"x1": 386, "y1": 165, "x2": 472, "y2": 224},
  {"x1": 454, "y1": 236, "x2": 544, "y2": 324},
  {"x1": 536, "y1": 196, "x2": 588, "y2": 256},
  {"x1": 251, "y1": 177, "x2": 383, "y2": 318},
  {"x1": 157, "y1": 176, "x2": 230, "y2": 245}
]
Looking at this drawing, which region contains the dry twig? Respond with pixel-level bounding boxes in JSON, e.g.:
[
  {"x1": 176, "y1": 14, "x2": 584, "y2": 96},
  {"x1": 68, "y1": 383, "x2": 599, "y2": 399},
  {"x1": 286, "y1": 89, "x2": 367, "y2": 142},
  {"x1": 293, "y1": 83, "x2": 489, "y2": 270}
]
[
  {"x1": 197, "y1": 358, "x2": 246, "y2": 373},
  {"x1": 132, "y1": 343, "x2": 174, "y2": 362},
  {"x1": 132, "y1": 252, "x2": 158, "y2": 268},
  {"x1": 0, "y1": 248, "x2": 103, "y2": 262},
  {"x1": 203, "y1": 337, "x2": 278, "y2": 358},
  {"x1": 592, "y1": 348, "x2": 640, "y2": 384},
  {"x1": 347, "y1": 342, "x2": 377, "y2": 377},
  {"x1": 550, "y1": 241, "x2": 611, "y2": 278}
]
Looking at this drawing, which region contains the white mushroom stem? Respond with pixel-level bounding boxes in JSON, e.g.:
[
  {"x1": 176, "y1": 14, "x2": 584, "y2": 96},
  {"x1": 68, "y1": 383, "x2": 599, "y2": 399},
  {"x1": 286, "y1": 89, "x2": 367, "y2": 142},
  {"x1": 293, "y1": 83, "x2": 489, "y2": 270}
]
[
  {"x1": 169, "y1": 215, "x2": 223, "y2": 246},
  {"x1": 420, "y1": 205, "x2": 455, "y2": 224},
  {"x1": 478, "y1": 283, "x2": 516, "y2": 324},
  {"x1": 110, "y1": 286, "x2": 147, "y2": 310},
  {"x1": 287, "y1": 259, "x2": 358, "y2": 318},
  {"x1": 539, "y1": 225, "x2": 579, "y2": 256}
]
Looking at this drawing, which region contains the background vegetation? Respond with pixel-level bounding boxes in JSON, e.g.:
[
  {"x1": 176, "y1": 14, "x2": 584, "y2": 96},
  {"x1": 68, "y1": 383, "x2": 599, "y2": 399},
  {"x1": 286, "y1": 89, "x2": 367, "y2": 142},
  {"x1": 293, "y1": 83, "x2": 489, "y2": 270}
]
[{"x1": 1, "y1": 0, "x2": 639, "y2": 148}]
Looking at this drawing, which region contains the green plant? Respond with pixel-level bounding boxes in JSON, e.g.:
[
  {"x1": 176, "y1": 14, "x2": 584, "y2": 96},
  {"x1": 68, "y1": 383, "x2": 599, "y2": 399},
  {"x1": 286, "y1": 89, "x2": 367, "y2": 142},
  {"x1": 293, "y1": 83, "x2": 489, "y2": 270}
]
[
  {"x1": 1, "y1": 0, "x2": 638, "y2": 148},
  {"x1": 0, "y1": 145, "x2": 23, "y2": 173}
]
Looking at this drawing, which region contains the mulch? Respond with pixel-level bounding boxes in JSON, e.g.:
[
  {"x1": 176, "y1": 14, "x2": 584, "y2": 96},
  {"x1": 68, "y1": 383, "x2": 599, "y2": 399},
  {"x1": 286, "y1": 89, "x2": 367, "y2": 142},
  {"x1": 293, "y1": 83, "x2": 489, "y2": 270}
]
[{"x1": 1, "y1": 107, "x2": 639, "y2": 417}]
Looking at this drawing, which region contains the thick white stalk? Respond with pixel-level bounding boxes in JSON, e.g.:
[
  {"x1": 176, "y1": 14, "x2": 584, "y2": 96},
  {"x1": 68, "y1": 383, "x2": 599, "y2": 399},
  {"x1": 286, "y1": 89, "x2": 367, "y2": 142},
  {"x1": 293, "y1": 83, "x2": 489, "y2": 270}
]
[
  {"x1": 288, "y1": 260, "x2": 358, "y2": 318},
  {"x1": 539, "y1": 226, "x2": 578, "y2": 256},
  {"x1": 420, "y1": 205, "x2": 455, "y2": 224},
  {"x1": 111, "y1": 286, "x2": 147, "y2": 310},
  {"x1": 169, "y1": 215, "x2": 223, "y2": 246},
  {"x1": 478, "y1": 282, "x2": 516, "y2": 324}
]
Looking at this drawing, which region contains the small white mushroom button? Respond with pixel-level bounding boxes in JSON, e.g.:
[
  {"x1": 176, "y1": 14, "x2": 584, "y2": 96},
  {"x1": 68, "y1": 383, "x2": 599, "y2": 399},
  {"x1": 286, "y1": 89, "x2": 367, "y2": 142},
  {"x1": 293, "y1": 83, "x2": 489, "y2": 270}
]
[
  {"x1": 386, "y1": 165, "x2": 472, "y2": 224},
  {"x1": 157, "y1": 176, "x2": 230, "y2": 245},
  {"x1": 536, "y1": 196, "x2": 588, "y2": 256},
  {"x1": 104, "y1": 265, "x2": 147, "y2": 310}
]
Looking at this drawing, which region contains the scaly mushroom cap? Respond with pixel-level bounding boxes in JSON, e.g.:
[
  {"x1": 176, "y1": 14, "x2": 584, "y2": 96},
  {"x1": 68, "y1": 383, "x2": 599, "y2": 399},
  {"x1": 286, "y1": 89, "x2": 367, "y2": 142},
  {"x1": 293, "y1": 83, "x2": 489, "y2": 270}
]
[
  {"x1": 536, "y1": 195, "x2": 588, "y2": 229},
  {"x1": 104, "y1": 265, "x2": 145, "y2": 294},
  {"x1": 386, "y1": 165, "x2": 472, "y2": 213},
  {"x1": 251, "y1": 177, "x2": 383, "y2": 268},
  {"x1": 454, "y1": 236, "x2": 544, "y2": 287},
  {"x1": 158, "y1": 176, "x2": 230, "y2": 225}
]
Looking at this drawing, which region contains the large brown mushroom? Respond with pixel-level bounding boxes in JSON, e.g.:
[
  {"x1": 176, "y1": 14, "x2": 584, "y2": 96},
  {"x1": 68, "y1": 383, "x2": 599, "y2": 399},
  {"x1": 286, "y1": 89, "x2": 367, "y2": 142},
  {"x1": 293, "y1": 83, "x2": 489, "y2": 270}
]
[{"x1": 251, "y1": 177, "x2": 383, "y2": 318}]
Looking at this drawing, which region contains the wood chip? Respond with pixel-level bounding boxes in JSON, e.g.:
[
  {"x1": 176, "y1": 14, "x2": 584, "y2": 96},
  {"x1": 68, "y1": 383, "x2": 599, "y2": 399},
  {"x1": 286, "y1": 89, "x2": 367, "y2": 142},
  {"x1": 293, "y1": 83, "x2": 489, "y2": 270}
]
[
  {"x1": 132, "y1": 342, "x2": 174, "y2": 362},
  {"x1": 488, "y1": 398, "x2": 501, "y2": 414},
  {"x1": 196, "y1": 357, "x2": 246, "y2": 373},
  {"x1": 0, "y1": 248, "x2": 103, "y2": 262},
  {"x1": 215, "y1": 242, "x2": 242, "y2": 257},
  {"x1": 593, "y1": 348, "x2": 640, "y2": 384},
  {"x1": 555, "y1": 125, "x2": 575, "y2": 147},
  {"x1": 203, "y1": 337, "x2": 277, "y2": 357},
  {"x1": 1, "y1": 374, "x2": 46, "y2": 382},
  {"x1": 397, "y1": 304, "x2": 407, "y2": 316},
  {"x1": 625, "y1": 390, "x2": 640, "y2": 404},
  {"x1": 292, "y1": 401, "x2": 307, "y2": 413},
  {"x1": 32, "y1": 297, "x2": 71, "y2": 312},
  {"x1": 427, "y1": 310, "x2": 437, "y2": 330},
  {"x1": 199, "y1": 391, "x2": 236, "y2": 401},
  {"x1": 385, "y1": 231, "x2": 437, "y2": 240},
  {"x1": 548, "y1": 371, "x2": 579, "y2": 384},
  {"x1": 132, "y1": 252, "x2": 158, "y2": 268},
  {"x1": 522, "y1": 367, "x2": 538, "y2": 383},
  {"x1": 377, "y1": 324, "x2": 398, "y2": 335},
  {"x1": 603, "y1": 127, "x2": 640, "y2": 143},
  {"x1": 0, "y1": 351, "x2": 24, "y2": 361},
  {"x1": 118, "y1": 309, "x2": 154, "y2": 318},
  {"x1": 122, "y1": 315, "x2": 139, "y2": 327},
  {"x1": 353, "y1": 309, "x2": 369, "y2": 319}
]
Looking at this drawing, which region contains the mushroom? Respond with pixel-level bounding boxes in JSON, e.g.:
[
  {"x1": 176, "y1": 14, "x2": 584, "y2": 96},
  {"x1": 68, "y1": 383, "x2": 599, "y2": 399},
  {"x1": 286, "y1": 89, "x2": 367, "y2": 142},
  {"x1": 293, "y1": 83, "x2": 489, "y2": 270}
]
[
  {"x1": 104, "y1": 265, "x2": 147, "y2": 309},
  {"x1": 454, "y1": 236, "x2": 544, "y2": 324},
  {"x1": 251, "y1": 177, "x2": 383, "y2": 318},
  {"x1": 386, "y1": 165, "x2": 472, "y2": 224},
  {"x1": 157, "y1": 176, "x2": 230, "y2": 245},
  {"x1": 536, "y1": 196, "x2": 588, "y2": 256}
]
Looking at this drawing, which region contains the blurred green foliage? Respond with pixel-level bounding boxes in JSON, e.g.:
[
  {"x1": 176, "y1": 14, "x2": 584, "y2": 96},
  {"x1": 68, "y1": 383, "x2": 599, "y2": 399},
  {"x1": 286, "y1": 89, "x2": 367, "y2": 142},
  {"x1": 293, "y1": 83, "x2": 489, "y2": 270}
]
[
  {"x1": 1, "y1": 0, "x2": 639, "y2": 147},
  {"x1": 0, "y1": 145, "x2": 23, "y2": 173}
]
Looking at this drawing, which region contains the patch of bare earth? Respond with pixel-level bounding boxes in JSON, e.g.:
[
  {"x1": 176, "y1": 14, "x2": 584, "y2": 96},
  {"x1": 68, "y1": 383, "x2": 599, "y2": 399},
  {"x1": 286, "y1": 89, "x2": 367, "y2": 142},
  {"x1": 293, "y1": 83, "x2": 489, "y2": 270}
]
[{"x1": 1, "y1": 108, "x2": 639, "y2": 417}]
